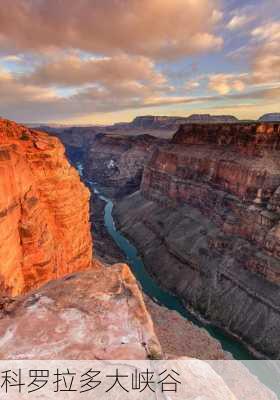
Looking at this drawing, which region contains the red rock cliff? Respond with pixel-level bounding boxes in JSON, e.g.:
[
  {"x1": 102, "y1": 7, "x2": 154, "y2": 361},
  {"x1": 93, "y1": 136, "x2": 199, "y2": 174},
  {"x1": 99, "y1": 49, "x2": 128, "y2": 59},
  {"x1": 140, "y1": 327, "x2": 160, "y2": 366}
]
[{"x1": 0, "y1": 118, "x2": 92, "y2": 296}]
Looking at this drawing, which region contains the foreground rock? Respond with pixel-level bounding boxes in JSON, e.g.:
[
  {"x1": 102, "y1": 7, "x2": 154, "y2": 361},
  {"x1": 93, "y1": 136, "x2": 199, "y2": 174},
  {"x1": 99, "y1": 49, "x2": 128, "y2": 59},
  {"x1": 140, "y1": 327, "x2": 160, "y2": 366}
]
[
  {"x1": 115, "y1": 122, "x2": 280, "y2": 358},
  {"x1": 0, "y1": 119, "x2": 92, "y2": 296},
  {"x1": 0, "y1": 263, "x2": 162, "y2": 360}
]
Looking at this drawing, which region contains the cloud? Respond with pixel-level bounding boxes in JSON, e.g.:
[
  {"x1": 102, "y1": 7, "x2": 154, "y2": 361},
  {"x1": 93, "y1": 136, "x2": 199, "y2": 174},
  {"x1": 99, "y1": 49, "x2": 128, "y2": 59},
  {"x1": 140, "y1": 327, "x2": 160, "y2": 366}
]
[
  {"x1": 251, "y1": 22, "x2": 280, "y2": 84},
  {"x1": 185, "y1": 79, "x2": 200, "y2": 90},
  {"x1": 0, "y1": 0, "x2": 278, "y2": 124},
  {"x1": 0, "y1": 0, "x2": 223, "y2": 59},
  {"x1": 1, "y1": 57, "x2": 279, "y2": 124},
  {"x1": 227, "y1": 14, "x2": 253, "y2": 30},
  {"x1": 0, "y1": 73, "x2": 56, "y2": 103},
  {"x1": 21, "y1": 54, "x2": 167, "y2": 88},
  {"x1": 0, "y1": 54, "x2": 23, "y2": 63},
  {"x1": 208, "y1": 73, "x2": 247, "y2": 95}
]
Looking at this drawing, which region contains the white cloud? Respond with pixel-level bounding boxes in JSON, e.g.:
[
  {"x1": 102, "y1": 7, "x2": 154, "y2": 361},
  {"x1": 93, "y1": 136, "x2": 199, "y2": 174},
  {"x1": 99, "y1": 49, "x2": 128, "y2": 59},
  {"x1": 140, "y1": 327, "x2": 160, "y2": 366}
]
[
  {"x1": 227, "y1": 15, "x2": 252, "y2": 30},
  {"x1": 251, "y1": 22, "x2": 280, "y2": 84},
  {"x1": 208, "y1": 73, "x2": 247, "y2": 95},
  {"x1": 21, "y1": 54, "x2": 167, "y2": 89},
  {"x1": 185, "y1": 79, "x2": 200, "y2": 90}
]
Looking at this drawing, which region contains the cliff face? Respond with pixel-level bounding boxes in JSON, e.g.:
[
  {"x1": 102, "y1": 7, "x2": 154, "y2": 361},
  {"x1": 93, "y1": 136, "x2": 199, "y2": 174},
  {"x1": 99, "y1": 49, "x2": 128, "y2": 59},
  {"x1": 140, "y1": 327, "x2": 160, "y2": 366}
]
[
  {"x1": 145, "y1": 122, "x2": 280, "y2": 267},
  {"x1": 0, "y1": 118, "x2": 92, "y2": 296},
  {"x1": 173, "y1": 122, "x2": 280, "y2": 152},
  {"x1": 115, "y1": 122, "x2": 280, "y2": 358}
]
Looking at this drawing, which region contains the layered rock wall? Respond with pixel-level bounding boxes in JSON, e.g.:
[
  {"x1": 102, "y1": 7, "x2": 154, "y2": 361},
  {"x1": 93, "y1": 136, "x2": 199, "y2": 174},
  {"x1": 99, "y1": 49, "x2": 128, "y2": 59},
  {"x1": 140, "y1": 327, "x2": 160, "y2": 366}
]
[
  {"x1": 143, "y1": 122, "x2": 280, "y2": 283},
  {"x1": 0, "y1": 119, "x2": 92, "y2": 296},
  {"x1": 115, "y1": 122, "x2": 280, "y2": 358}
]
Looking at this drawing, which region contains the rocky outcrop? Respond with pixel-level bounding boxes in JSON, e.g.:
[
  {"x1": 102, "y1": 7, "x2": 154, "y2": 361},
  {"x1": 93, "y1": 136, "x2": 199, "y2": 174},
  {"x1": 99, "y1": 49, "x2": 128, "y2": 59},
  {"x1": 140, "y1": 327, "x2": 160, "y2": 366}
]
[
  {"x1": 0, "y1": 118, "x2": 92, "y2": 296},
  {"x1": 0, "y1": 263, "x2": 162, "y2": 359},
  {"x1": 84, "y1": 133, "x2": 165, "y2": 197},
  {"x1": 259, "y1": 113, "x2": 280, "y2": 122},
  {"x1": 114, "y1": 122, "x2": 280, "y2": 358}
]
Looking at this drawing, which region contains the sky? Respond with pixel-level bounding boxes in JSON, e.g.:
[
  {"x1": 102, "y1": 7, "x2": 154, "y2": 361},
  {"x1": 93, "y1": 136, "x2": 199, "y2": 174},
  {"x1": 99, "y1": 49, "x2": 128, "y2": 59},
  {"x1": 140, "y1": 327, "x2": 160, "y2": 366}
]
[{"x1": 0, "y1": 0, "x2": 279, "y2": 124}]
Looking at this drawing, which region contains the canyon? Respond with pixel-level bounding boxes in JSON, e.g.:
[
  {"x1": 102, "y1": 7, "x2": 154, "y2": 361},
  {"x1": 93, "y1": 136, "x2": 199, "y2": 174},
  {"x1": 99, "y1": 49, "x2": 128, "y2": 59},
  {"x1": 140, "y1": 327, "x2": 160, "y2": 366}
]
[
  {"x1": 0, "y1": 117, "x2": 278, "y2": 398},
  {"x1": 0, "y1": 118, "x2": 227, "y2": 361},
  {"x1": 51, "y1": 117, "x2": 280, "y2": 359},
  {"x1": 114, "y1": 121, "x2": 280, "y2": 359}
]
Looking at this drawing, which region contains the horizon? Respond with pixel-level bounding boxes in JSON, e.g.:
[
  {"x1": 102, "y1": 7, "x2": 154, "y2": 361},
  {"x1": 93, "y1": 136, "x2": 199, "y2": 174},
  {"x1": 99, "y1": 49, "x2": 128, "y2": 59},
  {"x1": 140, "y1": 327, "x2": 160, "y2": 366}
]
[
  {"x1": 0, "y1": 0, "x2": 279, "y2": 124},
  {"x1": 18, "y1": 111, "x2": 277, "y2": 127}
]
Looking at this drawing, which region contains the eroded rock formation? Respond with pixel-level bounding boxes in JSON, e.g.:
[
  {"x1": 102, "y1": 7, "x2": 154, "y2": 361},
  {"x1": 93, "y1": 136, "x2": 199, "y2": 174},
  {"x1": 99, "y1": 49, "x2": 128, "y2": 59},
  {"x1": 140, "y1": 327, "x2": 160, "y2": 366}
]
[
  {"x1": 0, "y1": 118, "x2": 92, "y2": 296},
  {"x1": 115, "y1": 122, "x2": 280, "y2": 358}
]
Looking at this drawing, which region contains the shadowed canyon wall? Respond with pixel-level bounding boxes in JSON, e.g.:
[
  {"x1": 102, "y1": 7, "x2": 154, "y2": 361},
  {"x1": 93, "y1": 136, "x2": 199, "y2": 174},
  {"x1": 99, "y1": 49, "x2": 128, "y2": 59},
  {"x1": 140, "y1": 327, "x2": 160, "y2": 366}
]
[
  {"x1": 84, "y1": 133, "x2": 166, "y2": 197},
  {"x1": 115, "y1": 122, "x2": 280, "y2": 358}
]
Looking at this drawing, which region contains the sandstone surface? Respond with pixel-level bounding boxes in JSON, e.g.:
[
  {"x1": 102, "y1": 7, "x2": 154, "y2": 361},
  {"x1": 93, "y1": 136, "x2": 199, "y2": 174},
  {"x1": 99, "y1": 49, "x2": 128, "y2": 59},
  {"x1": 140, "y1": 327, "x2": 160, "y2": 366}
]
[
  {"x1": 0, "y1": 263, "x2": 162, "y2": 360},
  {"x1": 0, "y1": 118, "x2": 92, "y2": 296}
]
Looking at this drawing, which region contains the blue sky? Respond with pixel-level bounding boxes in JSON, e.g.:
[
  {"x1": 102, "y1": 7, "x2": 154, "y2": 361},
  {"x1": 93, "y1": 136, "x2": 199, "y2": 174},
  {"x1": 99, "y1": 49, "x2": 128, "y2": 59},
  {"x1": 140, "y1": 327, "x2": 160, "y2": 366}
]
[{"x1": 0, "y1": 0, "x2": 279, "y2": 124}]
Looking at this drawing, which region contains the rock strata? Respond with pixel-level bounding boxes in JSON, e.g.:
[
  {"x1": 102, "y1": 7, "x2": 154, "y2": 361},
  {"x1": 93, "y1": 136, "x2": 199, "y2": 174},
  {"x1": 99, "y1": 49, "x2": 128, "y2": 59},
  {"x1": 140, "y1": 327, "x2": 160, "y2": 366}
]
[
  {"x1": 0, "y1": 118, "x2": 92, "y2": 296},
  {"x1": 115, "y1": 122, "x2": 280, "y2": 358}
]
